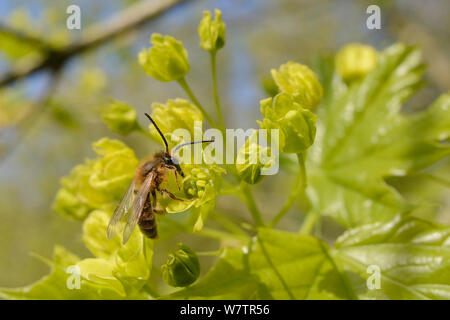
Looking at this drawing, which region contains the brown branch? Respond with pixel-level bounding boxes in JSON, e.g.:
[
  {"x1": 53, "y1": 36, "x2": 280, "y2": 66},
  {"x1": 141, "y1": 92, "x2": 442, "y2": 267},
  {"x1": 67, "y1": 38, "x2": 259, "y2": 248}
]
[
  {"x1": 0, "y1": 0, "x2": 187, "y2": 87},
  {"x1": 0, "y1": 22, "x2": 55, "y2": 51},
  {"x1": 0, "y1": 0, "x2": 187, "y2": 162}
]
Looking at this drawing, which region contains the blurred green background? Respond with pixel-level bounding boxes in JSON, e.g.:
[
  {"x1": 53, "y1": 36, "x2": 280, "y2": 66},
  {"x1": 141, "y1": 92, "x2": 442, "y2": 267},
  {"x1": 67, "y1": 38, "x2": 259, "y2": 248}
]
[{"x1": 0, "y1": 0, "x2": 449, "y2": 288}]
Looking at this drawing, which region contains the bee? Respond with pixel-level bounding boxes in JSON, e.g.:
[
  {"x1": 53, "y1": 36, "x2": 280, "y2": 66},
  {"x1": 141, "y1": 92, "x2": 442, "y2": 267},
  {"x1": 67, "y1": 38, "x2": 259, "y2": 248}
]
[{"x1": 107, "y1": 113, "x2": 214, "y2": 244}]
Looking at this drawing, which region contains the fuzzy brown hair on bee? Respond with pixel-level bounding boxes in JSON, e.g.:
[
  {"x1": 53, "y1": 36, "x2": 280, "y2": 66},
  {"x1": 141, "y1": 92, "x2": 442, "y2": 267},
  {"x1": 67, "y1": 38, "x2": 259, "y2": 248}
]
[{"x1": 106, "y1": 113, "x2": 214, "y2": 244}]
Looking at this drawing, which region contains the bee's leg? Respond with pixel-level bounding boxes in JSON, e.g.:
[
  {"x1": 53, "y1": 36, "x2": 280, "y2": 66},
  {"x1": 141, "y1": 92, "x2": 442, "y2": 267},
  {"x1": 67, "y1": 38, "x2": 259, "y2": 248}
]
[
  {"x1": 151, "y1": 190, "x2": 158, "y2": 208},
  {"x1": 160, "y1": 188, "x2": 189, "y2": 202},
  {"x1": 173, "y1": 169, "x2": 181, "y2": 191},
  {"x1": 163, "y1": 164, "x2": 181, "y2": 191},
  {"x1": 153, "y1": 208, "x2": 165, "y2": 215},
  {"x1": 151, "y1": 189, "x2": 165, "y2": 214}
]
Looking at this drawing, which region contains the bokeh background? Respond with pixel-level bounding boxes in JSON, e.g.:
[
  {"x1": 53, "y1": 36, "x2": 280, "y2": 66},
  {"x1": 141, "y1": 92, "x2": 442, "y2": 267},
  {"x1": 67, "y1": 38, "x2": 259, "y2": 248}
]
[{"x1": 0, "y1": 0, "x2": 449, "y2": 288}]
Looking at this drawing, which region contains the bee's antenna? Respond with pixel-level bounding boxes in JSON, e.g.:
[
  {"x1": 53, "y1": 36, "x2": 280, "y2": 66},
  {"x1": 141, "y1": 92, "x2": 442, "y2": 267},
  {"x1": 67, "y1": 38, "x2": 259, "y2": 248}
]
[
  {"x1": 172, "y1": 138, "x2": 215, "y2": 154},
  {"x1": 144, "y1": 113, "x2": 169, "y2": 153}
]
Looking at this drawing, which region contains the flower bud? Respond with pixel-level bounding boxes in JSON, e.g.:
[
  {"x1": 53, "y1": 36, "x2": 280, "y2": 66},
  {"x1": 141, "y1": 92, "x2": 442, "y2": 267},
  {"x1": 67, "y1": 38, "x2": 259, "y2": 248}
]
[
  {"x1": 257, "y1": 93, "x2": 316, "y2": 153},
  {"x1": 198, "y1": 9, "x2": 226, "y2": 52},
  {"x1": 336, "y1": 43, "x2": 378, "y2": 82},
  {"x1": 271, "y1": 61, "x2": 323, "y2": 109},
  {"x1": 161, "y1": 243, "x2": 200, "y2": 287},
  {"x1": 149, "y1": 98, "x2": 203, "y2": 145},
  {"x1": 102, "y1": 100, "x2": 139, "y2": 135},
  {"x1": 138, "y1": 33, "x2": 189, "y2": 82},
  {"x1": 236, "y1": 131, "x2": 273, "y2": 184}
]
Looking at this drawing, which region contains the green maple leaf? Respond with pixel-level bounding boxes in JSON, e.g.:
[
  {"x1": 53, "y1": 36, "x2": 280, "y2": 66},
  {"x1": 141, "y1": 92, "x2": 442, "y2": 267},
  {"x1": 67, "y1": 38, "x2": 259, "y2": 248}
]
[
  {"x1": 307, "y1": 44, "x2": 450, "y2": 228},
  {"x1": 165, "y1": 215, "x2": 449, "y2": 300},
  {"x1": 248, "y1": 229, "x2": 344, "y2": 300},
  {"x1": 334, "y1": 215, "x2": 450, "y2": 300},
  {"x1": 247, "y1": 219, "x2": 450, "y2": 300}
]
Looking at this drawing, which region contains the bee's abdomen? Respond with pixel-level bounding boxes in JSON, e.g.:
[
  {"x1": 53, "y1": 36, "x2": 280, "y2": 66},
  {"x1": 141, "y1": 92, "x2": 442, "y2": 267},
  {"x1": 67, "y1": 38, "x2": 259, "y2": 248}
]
[
  {"x1": 139, "y1": 218, "x2": 157, "y2": 239},
  {"x1": 139, "y1": 198, "x2": 157, "y2": 239}
]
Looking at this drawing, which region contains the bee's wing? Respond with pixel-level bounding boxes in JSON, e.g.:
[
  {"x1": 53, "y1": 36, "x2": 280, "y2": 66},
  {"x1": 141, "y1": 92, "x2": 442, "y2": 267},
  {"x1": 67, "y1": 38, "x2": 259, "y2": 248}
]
[
  {"x1": 122, "y1": 172, "x2": 155, "y2": 244},
  {"x1": 107, "y1": 180, "x2": 135, "y2": 239}
]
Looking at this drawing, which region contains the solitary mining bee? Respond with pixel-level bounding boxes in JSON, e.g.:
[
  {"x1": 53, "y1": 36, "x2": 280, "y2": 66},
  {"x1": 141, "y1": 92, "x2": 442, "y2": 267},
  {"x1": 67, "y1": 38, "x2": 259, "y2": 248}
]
[{"x1": 107, "y1": 113, "x2": 214, "y2": 244}]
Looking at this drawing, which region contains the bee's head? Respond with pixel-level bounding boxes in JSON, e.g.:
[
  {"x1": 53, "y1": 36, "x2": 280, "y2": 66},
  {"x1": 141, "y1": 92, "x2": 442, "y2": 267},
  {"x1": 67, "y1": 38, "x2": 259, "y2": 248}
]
[
  {"x1": 144, "y1": 113, "x2": 185, "y2": 178},
  {"x1": 163, "y1": 152, "x2": 184, "y2": 177},
  {"x1": 144, "y1": 112, "x2": 213, "y2": 180}
]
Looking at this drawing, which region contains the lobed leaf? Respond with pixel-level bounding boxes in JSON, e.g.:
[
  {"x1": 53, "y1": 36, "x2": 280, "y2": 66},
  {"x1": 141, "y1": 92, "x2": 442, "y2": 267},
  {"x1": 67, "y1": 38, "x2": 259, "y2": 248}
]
[
  {"x1": 247, "y1": 217, "x2": 450, "y2": 300},
  {"x1": 308, "y1": 44, "x2": 450, "y2": 228},
  {"x1": 334, "y1": 215, "x2": 450, "y2": 299}
]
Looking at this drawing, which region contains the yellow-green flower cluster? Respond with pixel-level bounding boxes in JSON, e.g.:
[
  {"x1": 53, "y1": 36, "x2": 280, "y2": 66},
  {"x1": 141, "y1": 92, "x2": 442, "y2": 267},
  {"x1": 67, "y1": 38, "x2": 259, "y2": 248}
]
[
  {"x1": 82, "y1": 209, "x2": 121, "y2": 259},
  {"x1": 78, "y1": 209, "x2": 153, "y2": 295},
  {"x1": 161, "y1": 163, "x2": 225, "y2": 232},
  {"x1": 182, "y1": 165, "x2": 226, "y2": 201},
  {"x1": 102, "y1": 100, "x2": 139, "y2": 136},
  {"x1": 271, "y1": 61, "x2": 323, "y2": 110},
  {"x1": 258, "y1": 93, "x2": 317, "y2": 154},
  {"x1": 138, "y1": 33, "x2": 189, "y2": 82},
  {"x1": 149, "y1": 98, "x2": 203, "y2": 146},
  {"x1": 336, "y1": 43, "x2": 378, "y2": 82},
  {"x1": 198, "y1": 9, "x2": 226, "y2": 52},
  {"x1": 53, "y1": 138, "x2": 138, "y2": 220}
]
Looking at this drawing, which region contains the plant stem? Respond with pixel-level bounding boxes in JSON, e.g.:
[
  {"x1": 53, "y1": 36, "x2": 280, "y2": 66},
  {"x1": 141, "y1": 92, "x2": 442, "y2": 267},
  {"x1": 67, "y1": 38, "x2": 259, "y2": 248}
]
[
  {"x1": 196, "y1": 227, "x2": 247, "y2": 242},
  {"x1": 239, "y1": 181, "x2": 264, "y2": 226},
  {"x1": 299, "y1": 210, "x2": 320, "y2": 235},
  {"x1": 220, "y1": 178, "x2": 241, "y2": 195},
  {"x1": 177, "y1": 77, "x2": 217, "y2": 128},
  {"x1": 210, "y1": 51, "x2": 225, "y2": 130},
  {"x1": 143, "y1": 284, "x2": 160, "y2": 298},
  {"x1": 212, "y1": 211, "x2": 249, "y2": 237},
  {"x1": 269, "y1": 152, "x2": 307, "y2": 227}
]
